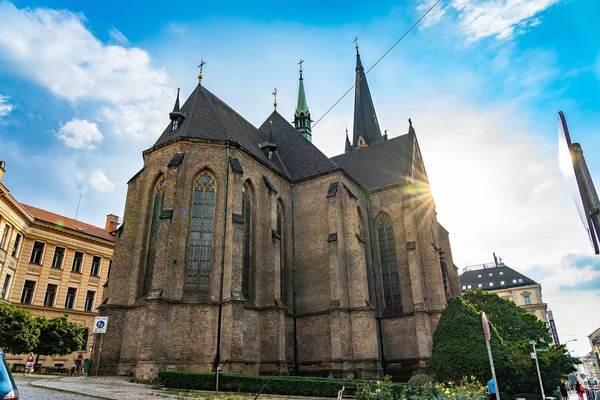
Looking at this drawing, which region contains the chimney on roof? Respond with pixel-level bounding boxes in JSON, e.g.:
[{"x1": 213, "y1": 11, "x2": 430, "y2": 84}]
[
  {"x1": 105, "y1": 214, "x2": 119, "y2": 232},
  {"x1": 0, "y1": 161, "x2": 5, "y2": 183}
]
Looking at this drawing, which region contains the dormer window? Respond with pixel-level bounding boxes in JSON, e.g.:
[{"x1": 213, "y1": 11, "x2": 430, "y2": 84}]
[{"x1": 171, "y1": 119, "x2": 178, "y2": 132}]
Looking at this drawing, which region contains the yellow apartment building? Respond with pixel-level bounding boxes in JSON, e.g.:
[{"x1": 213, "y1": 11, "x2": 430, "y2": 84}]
[
  {"x1": 0, "y1": 161, "x2": 117, "y2": 367},
  {"x1": 458, "y1": 257, "x2": 548, "y2": 322},
  {"x1": 589, "y1": 327, "x2": 600, "y2": 381}
]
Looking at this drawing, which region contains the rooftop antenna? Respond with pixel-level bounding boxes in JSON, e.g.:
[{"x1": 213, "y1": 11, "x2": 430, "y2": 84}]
[
  {"x1": 493, "y1": 253, "x2": 498, "y2": 268},
  {"x1": 75, "y1": 193, "x2": 82, "y2": 220}
]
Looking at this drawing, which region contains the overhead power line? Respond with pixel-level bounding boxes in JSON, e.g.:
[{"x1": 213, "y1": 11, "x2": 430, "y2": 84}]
[{"x1": 312, "y1": 0, "x2": 442, "y2": 128}]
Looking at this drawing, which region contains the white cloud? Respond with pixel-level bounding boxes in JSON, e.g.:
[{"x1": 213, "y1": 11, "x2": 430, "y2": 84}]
[
  {"x1": 57, "y1": 118, "x2": 103, "y2": 149},
  {"x1": 0, "y1": 2, "x2": 172, "y2": 138},
  {"x1": 417, "y1": 0, "x2": 561, "y2": 41},
  {"x1": 108, "y1": 26, "x2": 129, "y2": 46},
  {"x1": 88, "y1": 169, "x2": 115, "y2": 193},
  {"x1": 417, "y1": 0, "x2": 447, "y2": 28},
  {"x1": 0, "y1": 94, "x2": 14, "y2": 117}
]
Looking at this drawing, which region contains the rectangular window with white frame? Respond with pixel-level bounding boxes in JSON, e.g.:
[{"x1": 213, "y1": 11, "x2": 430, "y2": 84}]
[
  {"x1": 72, "y1": 251, "x2": 84, "y2": 273},
  {"x1": 51, "y1": 247, "x2": 65, "y2": 269},
  {"x1": 64, "y1": 287, "x2": 77, "y2": 309},
  {"x1": 0, "y1": 223, "x2": 11, "y2": 250},
  {"x1": 84, "y1": 290, "x2": 95, "y2": 312},
  {"x1": 20, "y1": 280, "x2": 36, "y2": 304},
  {"x1": 11, "y1": 233, "x2": 22, "y2": 258},
  {"x1": 43, "y1": 284, "x2": 58, "y2": 307},
  {"x1": 1, "y1": 274, "x2": 11, "y2": 299},
  {"x1": 90, "y1": 256, "x2": 101, "y2": 276},
  {"x1": 30, "y1": 241, "x2": 45, "y2": 265}
]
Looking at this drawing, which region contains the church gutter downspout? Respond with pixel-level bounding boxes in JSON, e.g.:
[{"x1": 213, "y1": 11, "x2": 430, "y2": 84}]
[
  {"x1": 214, "y1": 145, "x2": 230, "y2": 370},
  {"x1": 291, "y1": 185, "x2": 299, "y2": 374},
  {"x1": 366, "y1": 194, "x2": 386, "y2": 376}
]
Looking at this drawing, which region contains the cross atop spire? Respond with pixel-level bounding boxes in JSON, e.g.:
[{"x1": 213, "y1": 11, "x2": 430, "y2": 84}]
[
  {"x1": 197, "y1": 60, "x2": 206, "y2": 84},
  {"x1": 298, "y1": 59, "x2": 304, "y2": 77},
  {"x1": 272, "y1": 88, "x2": 278, "y2": 111},
  {"x1": 353, "y1": 36, "x2": 359, "y2": 52}
]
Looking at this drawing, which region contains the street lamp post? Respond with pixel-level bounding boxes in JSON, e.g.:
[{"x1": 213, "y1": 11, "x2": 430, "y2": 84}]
[{"x1": 565, "y1": 339, "x2": 578, "y2": 356}]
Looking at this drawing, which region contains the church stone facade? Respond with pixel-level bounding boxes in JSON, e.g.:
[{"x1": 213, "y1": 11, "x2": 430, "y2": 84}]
[{"x1": 97, "y1": 47, "x2": 460, "y2": 381}]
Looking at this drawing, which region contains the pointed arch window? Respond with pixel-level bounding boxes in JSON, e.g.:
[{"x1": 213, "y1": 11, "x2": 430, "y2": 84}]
[
  {"x1": 242, "y1": 183, "x2": 252, "y2": 299},
  {"x1": 376, "y1": 214, "x2": 401, "y2": 309},
  {"x1": 186, "y1": 172, "x2": 215, "y2": 293},
  {"x1": 144, "y1": 178, "x2": 166, "y2": 295},
  {"x1": 277, "y1": 201, "x2": 284, "y2": 302}
]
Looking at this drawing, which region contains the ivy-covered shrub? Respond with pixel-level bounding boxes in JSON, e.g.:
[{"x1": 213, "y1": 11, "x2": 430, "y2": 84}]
[{"x1": 158, "y1": 371, "x2": 408, "y2": 398}]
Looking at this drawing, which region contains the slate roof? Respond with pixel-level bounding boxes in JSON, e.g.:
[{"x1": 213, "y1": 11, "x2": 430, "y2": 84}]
[
  {"x1": 330, "y1": 134, "x2": 413, "y2": 191},
  {"x1": 258, "y1": 111, "x2": 338, "y2": 181},
  {"x1": 153, "y1": 84, "x2": 286, "y2": 174},
  {"x1": 151, "y1": 83, "x2": 414, "y2": 191},
  {"x1": 459, "y1": 264, "x2": 537, "y2": 292},
  {"x1": 21, "y1": 204, "x2": 115, "y2": 242}
]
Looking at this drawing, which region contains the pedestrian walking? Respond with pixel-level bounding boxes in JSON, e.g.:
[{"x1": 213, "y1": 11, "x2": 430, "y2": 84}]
[
  {"x1": 560, "y1": 379, "x2": 569, "y2": 400},
  {"x1": 24, "y1": 353, "x2": 34, "y2": 375},
  {"x1": 74, "y1": 354, "x2": 83, "y2": 377},
  {"x1": 575, "y1": 382, "x2": 585, "y2": 400},
  {"x1": 487, "y1": 378, "x2": 497, "y2": 400}
]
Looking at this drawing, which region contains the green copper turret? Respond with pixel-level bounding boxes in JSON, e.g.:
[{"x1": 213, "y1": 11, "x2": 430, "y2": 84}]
[{"x1": 294, "y1": 64, "x2": 312, "y2": 142}]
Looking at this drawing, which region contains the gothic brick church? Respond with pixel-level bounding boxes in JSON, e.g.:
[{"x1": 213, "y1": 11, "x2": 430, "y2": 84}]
[{"x1": 98, "y1": 46, "x2": 460, "y2": 381}]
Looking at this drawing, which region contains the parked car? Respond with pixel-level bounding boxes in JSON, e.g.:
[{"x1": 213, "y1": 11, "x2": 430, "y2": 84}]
[{"x1": 0, "y1": 351, "x2": 18, "y2": 400}]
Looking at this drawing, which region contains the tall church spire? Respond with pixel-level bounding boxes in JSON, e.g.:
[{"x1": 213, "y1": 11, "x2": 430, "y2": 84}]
[
  {"x1": 294, "y1": 59, "x2": 312, "y2": 142},
  {"x1": 352, "y1": 41, "x2": 382, "y2": 150}
]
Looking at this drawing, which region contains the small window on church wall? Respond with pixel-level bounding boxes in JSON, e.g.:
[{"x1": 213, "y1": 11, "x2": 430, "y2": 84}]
[
  {"x1": 186, "y1": 172, "x2": 215, "y2": 293},
  {"x1": 242, "y1": 183, "x2": 252, "y2": 299},
  {"x1": 171, "y1": 119, "x2": 178, "y2": 131},
  {"x1": 376, "y1": 213, "x2": 401, "y2": 310},
  {"x1": 143, "y1": 178, "x2": 166, "y2": 295}
]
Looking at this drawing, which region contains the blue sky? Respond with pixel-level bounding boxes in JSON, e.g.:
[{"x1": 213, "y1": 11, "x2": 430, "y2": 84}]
[{"x1": 1, "y1": 0, "x2": 599, "y2": 355}]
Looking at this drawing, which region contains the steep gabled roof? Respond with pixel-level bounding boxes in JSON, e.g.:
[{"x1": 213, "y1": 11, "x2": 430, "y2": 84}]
[
  {"x1": 152, "y1": 84, "x2": 286, "y2": 173},
  {"x1": 21, "y1": 204, "x2": 115, "y2": 242},
  {"x1": 459, "y1": 264, "x2": 537, "y2": 292},
  {"x1": 258, "y1": 111, "x2": 338, "y2": 181},
  {"x1": 330, "y1": 134, "x2": 413, "y2": 191}
]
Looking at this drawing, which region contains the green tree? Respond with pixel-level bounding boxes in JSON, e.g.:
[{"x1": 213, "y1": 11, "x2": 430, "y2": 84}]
[
  {"x1": 429, "y1": 297, "x2": 510, "y2": 383},
  {"x1": 0, "y1": 302, "x2": 40, "y2": 354},
  {"x1": 462, "y1": 290, "x2": 551, "y2": 344},
  {"x1": 432, "y1": 290, "x2": 577, "y2": 395},
  {"x1": 33, "y1": 316, "x2": 85, "y2": 363}
]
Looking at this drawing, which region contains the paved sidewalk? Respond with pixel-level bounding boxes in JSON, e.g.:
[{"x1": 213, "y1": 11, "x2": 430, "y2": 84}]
[{"x1": 30, "y1": 376, "x2": 158, "y2": 400}]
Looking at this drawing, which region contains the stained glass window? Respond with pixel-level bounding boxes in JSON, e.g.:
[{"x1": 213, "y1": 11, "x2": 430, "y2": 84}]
[
  {"x1": 242, "y1": 183, "x2": 252, "y2": 299},
  {"x1": 186, "y1": 172, "x2": 215, "y2": 292},
  {"x1": 144, "y1": 178, "x2": 165, "y2": 295},
  {"x1": 376, "y1": 214, "x2": 401, "y2": 309}
]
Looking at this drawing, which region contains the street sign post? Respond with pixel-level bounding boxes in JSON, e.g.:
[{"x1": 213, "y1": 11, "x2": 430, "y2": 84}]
[
  {"x1": 531, "y1": 341, "x2": 545, "y2": 400},
  {"x1": 482, "y1": 312, "x2": 500, "y2": 400},
  {"x1": 93, "y1": 317, "x2": 108, "y2": 377}
]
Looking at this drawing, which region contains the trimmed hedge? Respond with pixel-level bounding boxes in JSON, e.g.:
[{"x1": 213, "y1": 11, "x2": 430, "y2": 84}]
[{"x1": 158, "y1": 371, "x2": 411, "y2": 398}]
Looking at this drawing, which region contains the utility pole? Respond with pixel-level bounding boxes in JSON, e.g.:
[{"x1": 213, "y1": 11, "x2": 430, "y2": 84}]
[{"x1": 531, "y1": 341, "x2": 545, "y2": 400}]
